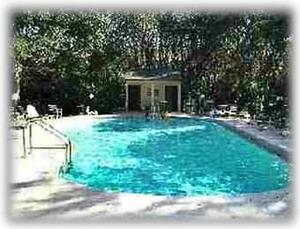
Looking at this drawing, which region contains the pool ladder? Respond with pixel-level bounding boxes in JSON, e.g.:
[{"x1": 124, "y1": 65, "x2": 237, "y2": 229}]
[{"x1": 25, "y1": 119, "x2": 73, "y2": 173}]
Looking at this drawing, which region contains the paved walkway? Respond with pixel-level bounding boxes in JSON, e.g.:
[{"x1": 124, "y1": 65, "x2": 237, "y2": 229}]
[{"x1": 10, "y1": 115, "x2": 292, "y2": 221}]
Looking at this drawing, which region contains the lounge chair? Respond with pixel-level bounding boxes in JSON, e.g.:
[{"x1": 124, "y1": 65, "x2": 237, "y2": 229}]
[
  {"x1": 216, "y1": 104, "x2": 229, "y2": 117},
  {"x1": 26, "y1": 104, "x2": 51, "y2": 123},
  {"x1": 26, "y1": 105, "x2": 45, "y2": 119},
  {"x1": 218, "y1": 109, "x2": 226, "y2": 117},
  {"x1": 226, "y1": 105, "x2": 238, "y2": 118},
  {"x1": 237, "y1": 111, "x2": 251, "y2": 124},
  {"x1": 48, "y1": 104, "x2": 63, "y2": 119},
  {"x1": 86, "y1": 106, "x2": 98, "y2": 115},
  {"x1": 26, "y1": 104, "x2": 39, "y2": 118}
]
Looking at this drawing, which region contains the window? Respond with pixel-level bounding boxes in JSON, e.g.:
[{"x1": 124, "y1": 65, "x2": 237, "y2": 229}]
[
  {"x1": 147, "y1": 88, "x2": 159, "y2": 97},
  {"x1": 147, "y1": 88, "x2": 151, "y2": 96}
]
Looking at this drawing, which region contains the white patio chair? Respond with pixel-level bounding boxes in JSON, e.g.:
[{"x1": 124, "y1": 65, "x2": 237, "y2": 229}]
[
  {"x1": 86, "y1": 106, "x2": 98, "y2": 115},
  {"x1": 48, "y1": 104, "x2": 63, "y2": 119}
]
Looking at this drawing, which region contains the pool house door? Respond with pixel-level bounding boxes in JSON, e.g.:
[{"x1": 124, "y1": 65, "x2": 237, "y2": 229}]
[
  {"x1": 165, "y1": 85, "x2": 178, "y2": 111},
  {"x1": 128, "y1": 85, "x2": 141, "y2": 111}
]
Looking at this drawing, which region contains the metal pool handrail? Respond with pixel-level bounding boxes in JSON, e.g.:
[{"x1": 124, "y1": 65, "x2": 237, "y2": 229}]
[{"x1": 28, "y1": 118, "x2": 72, "y2": 169}]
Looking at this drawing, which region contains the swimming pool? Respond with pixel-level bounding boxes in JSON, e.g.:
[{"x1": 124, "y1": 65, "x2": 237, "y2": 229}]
[{"x1": 63, "y1": 117, "x2": 289, "y2": 196}]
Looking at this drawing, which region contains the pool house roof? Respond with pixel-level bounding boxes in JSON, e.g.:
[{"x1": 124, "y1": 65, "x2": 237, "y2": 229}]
[{"x1": 122, "y1": 69, "x2": 182, "y2": 81}]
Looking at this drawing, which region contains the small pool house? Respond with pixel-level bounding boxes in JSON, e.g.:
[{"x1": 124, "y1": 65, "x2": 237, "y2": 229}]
[{"x1": 123, "y1": 70, "x2": 182, "y2": 112}]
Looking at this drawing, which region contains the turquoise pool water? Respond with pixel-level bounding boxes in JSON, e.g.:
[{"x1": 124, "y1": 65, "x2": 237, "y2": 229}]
[{"x1": 63, "y1": 117, "x2": 289, "y2": 196}]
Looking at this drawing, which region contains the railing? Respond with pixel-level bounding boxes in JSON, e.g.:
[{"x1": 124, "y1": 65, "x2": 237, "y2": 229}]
[
  {"x1": 27, "y1": 118, "x2": 73, "y2": 171},
  {"x1": 150, "y1": 104, "x2": 160, "y2": 118}
]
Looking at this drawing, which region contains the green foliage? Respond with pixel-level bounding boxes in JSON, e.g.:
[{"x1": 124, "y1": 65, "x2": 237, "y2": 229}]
[{"x1": 12, "y1": 11, "x2": 290, "y2": 127}]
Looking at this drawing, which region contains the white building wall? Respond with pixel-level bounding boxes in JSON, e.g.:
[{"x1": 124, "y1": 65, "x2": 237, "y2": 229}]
[{"x1": 126, "y1": 80, "x2": 181, "y2": 111}]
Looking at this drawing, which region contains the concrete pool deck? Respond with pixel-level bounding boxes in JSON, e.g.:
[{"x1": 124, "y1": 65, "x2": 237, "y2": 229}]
[{"x1": 9, "y1": 114, "x2": 292, "y2": 221}]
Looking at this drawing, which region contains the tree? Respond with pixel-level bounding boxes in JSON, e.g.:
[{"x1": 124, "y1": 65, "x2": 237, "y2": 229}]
[{"x1": 12, "y1": 11, "x2": 290, "y2": 127}]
